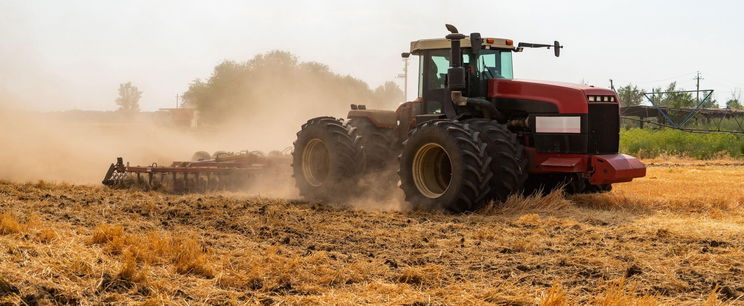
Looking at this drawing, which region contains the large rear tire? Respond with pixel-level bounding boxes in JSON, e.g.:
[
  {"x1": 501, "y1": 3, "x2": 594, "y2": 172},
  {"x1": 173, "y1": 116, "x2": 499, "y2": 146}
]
[
  {"x1": 347, "y1": 118, "x2": 400, "y2": 173},
  {"x1": 399, "y1": 120, "x2": 492, "y2": 213},
  {"x1": 467, "y1": 119, "x2": 528, "y2": 203},
  {"x1": 292, "y1": 117, "x2": 361, "y2": 201}
]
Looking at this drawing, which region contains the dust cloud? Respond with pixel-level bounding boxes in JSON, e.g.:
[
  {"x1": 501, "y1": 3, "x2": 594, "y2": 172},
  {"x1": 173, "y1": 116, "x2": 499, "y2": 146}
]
[
  {"x1": 0, "y1": 106, "x2": 406, "y2": 209},
  {"x1": 0, "y1": 109, "x2": 234, "y2": 184},
  {"x1": 0, "y1": 51, "x2": 406, "y2": 209}
]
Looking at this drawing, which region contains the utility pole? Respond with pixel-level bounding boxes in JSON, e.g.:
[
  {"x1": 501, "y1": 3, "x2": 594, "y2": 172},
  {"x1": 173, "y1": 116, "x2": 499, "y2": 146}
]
[
  {"x1": 398, "y1": 53, "x2": 410, "y2": 101},
  {"x1": 694, "y1": 71, "x2": 703, "y2": 105},
  {"x1": 609, "y1": 79, "x2": 615, "y2": 92},
  {"x1": 403, "y1": 57, "x2": 408, "y2": 100},
  {"x1": 176, "y1": 94, "x2": 180, "y2": 108}
]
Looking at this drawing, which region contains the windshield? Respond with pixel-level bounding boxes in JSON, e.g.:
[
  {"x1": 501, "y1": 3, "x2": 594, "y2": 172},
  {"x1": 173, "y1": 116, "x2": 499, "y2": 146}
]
[
  {"x1": 417, "y1": 49, "x2": 515, "y2": 113},
  {"x1": 418, "y1": 49, "x2": 514, "y2": 93},
  {"x1": 468, "y1": 49, "x2": 513, "y2": 79}
]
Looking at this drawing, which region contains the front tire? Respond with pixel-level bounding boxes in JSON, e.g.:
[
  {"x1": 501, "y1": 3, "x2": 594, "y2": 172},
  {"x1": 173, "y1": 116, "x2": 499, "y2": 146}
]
[
  {"x1": 399, "y1": 120, "x2": 492, "y2": 212},
  {"x1": 292, "y1": 117, "x2": 361, "y2": 200},
  {"x1": 467, "y1": 119, "x2": 528, "y2": 203}
]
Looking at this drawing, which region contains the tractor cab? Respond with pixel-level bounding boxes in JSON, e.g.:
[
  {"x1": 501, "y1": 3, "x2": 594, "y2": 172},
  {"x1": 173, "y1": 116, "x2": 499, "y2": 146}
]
[{"x1": 410, "y1": 37, "x2": 516, "y2": 114}]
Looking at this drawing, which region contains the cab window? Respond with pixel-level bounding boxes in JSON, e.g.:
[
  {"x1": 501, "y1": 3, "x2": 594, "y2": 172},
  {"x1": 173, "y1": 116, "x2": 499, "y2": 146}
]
[
  {"x1": 420, "y1": 49, "x2": 513, "y2": 94},
  {"x1": 424, "y1": 49, "x2": 451, "y2": 90},
  {"x1": 476, "y1": 51, "x2": 513, "y2": 79},
  {"x1": 418, "y1": 48, "x2": 514, "y2": 114}
]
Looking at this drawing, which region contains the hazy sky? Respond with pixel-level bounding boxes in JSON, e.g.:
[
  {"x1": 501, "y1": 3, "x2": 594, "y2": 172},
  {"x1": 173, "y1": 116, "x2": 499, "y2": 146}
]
[{"x1": 1, "y1": 0, "x2": 743, "y2": 111}]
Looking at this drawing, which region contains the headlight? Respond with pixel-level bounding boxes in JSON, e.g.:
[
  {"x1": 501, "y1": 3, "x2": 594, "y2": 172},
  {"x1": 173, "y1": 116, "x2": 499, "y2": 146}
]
[
  {"x1": 535, "y1": 116, "x2": 581, "y2": 133},
  {"x1": 587, "y1": 95, "x2": 615, "y2": 102}
]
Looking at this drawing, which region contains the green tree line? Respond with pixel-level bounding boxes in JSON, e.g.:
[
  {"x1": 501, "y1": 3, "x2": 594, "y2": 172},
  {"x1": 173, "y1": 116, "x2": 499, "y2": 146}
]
[{"x1": 616, "y1": 82, "x2": 742, "y2": 109}]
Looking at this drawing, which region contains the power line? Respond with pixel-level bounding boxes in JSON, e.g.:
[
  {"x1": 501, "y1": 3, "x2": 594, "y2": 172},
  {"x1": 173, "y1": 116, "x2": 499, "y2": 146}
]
[
  {"x1": 632, "y1": 71, "x2": 697, "y2": 85},
  {"x1": 705, "y1": 78, "x2": 744, "y2": 90}
]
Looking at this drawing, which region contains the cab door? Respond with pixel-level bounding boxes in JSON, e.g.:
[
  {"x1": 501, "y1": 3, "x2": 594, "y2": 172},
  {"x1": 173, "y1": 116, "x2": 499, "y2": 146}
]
[{"x1": 420, "y1": 49, "x2": 451, "y2": 116}]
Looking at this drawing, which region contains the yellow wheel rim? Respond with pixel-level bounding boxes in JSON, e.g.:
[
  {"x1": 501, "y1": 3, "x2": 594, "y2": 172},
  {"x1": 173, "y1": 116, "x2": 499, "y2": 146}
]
[
  {"x1": 412, "y1": 143, "x2": 452, "y2": 198},
  {"x1": 302, "y1": 138, "x2": 329, "y2": 187}
]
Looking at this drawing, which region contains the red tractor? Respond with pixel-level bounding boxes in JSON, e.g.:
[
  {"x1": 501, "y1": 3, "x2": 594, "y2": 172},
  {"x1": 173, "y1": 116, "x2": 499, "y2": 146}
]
[{"x1": 292, "y1": 25, "x2": 646, "y2": 212}]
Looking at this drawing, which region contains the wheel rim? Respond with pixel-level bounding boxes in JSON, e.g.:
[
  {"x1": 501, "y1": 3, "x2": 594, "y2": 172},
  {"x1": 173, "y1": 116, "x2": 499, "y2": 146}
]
[
  {"x1": 412, "y1": 143, "x2": 452, "y2": 198},
  {"x1": 302, "y1": 138, "x2": 329, "y2": 187}
]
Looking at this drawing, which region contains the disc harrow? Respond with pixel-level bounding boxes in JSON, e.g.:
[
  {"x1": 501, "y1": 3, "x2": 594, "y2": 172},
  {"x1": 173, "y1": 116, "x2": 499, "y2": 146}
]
[{"x1": 102, "y1": 151, "x2": 288, "y2": 192}]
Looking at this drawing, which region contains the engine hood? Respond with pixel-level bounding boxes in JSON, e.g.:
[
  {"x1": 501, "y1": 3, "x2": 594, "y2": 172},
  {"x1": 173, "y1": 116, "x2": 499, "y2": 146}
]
[{"x1": 487, "y1": 79, "x2": 616, "y2": 113}]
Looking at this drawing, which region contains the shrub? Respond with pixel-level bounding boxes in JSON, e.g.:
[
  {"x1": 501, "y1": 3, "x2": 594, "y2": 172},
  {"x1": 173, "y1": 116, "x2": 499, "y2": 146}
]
[{"x1": 620, "y1": 128, "x2": 744, "y2": 159}]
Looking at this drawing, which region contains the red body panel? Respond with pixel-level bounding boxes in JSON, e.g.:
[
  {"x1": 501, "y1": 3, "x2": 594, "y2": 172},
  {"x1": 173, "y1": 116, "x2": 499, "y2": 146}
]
[
  {"x1": 589, "y1": 154, "x2": 647, "y2": 184},
  {"x1": 486, "y1": 79, "x2": 645, "y2": 184},
  {"x1": 525, "y1": 148, "x2": 589, "y2": 173},
  {"x1": 487, "y1": 79, "x2": 615, "y2": 114},
  {"x1": 526, "y1": 148, "x2": 646, "y2": 184}
]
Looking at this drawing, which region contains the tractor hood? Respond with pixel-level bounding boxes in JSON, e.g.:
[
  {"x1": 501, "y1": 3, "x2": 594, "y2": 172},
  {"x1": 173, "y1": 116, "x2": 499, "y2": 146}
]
[{"x1": 487, "y1": 79, "x2": 616, "y2": 114}]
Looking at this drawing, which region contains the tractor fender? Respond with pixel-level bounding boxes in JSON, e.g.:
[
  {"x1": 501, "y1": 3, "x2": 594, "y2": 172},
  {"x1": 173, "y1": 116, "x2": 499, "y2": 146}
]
[
  {"x1": 347, "y1": 109, "x2": 398, "y2": 129},
  {"x1": 395, "y1": 100, "x2": 423, "y2": 128}
]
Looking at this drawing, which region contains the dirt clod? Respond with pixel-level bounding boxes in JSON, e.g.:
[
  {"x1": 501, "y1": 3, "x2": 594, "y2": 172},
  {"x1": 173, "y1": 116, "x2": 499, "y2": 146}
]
[
  {"x1": 625, "y1": 264, "x2": 643, "y2": 278},
  {"x1": 0, "y1": 279, "x2": 20, "y2": 297},
  {"x1": 720, "y1": 286, "x2": 739, "y2": 300}
]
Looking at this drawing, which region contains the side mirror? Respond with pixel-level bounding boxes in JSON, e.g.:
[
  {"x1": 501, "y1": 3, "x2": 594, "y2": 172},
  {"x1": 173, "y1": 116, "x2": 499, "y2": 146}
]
[
  {"x1": 554, "y1": 41, "x2": 561, "y2": 57},
  {"x1": 401, "y1": 52, "x2": 410, "y2": 58}
]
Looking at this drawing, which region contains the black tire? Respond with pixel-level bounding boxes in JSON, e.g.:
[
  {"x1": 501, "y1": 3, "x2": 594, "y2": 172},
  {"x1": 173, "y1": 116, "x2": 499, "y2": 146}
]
[
  {"x1": 292, "y1": 117, "x2": 362, "y2": 200},
  {"x1": 467, "y1": 119, "x2": 528, "y2": 203},
  {"x1": 399, "y1": 120, "x2": 492, "y2": 213},
  {"x1": 348, "y1": 118, "x2": 400, "y2": 173},
  {"x1": 582, "y1": 183, "x2": 612, "y2": 194},
  {"x1": 523, "y1": 174, "x2": 569, "y2": 195}
]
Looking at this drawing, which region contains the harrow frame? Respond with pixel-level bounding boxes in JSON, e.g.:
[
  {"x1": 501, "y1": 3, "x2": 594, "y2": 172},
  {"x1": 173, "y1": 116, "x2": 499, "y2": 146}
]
[{"x1": 103, "y1": 151, "x2": 280, "y2": 192}]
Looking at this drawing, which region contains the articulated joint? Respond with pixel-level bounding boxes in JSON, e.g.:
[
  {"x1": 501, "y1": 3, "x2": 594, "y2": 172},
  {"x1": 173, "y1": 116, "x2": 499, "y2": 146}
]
[{"x1": 451, "y1": 91, "x2": 504, "y2": 122}]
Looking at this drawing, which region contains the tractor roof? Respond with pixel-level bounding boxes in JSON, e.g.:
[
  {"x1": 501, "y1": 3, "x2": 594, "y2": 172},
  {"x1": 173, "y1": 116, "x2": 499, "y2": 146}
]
[{"x1": 410, "y1": 37, "x2": 515, "y2": 54}]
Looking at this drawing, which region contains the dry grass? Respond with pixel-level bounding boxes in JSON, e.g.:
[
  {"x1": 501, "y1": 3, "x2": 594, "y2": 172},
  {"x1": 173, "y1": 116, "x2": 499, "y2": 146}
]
[
  {"x1": 89, "y1": 225, "x2": 215, "y2": 278},
  {"x1": 563, "y1": 163, "x2": 744, "y2": 213},
  {"x1": 0, "y1": 213, "x2": 24, "y2": 234},
  {"x1": 540, "y1": 283, "x2": 569, "y2": 306},
  {"x1": 594, "y1": 278, "x2": 659, "y2": 306},
  {"x1": 1, "y1": 212, "x2": 57, "y2": 243},
  {"x1": 0, "y1": 162, "x2": 742, "y2": 304}
]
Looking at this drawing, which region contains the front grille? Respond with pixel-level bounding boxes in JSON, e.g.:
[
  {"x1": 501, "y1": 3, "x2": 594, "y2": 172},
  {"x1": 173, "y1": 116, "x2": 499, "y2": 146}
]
[{"x1": 587, "y1": 103, "x2": 619, "y2": 154}]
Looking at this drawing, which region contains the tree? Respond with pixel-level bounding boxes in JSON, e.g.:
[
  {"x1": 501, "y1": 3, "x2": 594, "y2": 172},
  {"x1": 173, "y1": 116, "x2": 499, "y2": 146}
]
[
  {"x1": 372, "y1": 81, "x2": 405, "y2": 109},
  {"x1": 182, "y1": 50, "x2": 399, "y2": 126},
  {"x1": 726, "y1": 89, "x2": 743, "y2": 109},
  {"x1": 701, "y1": 93, "x2": 719, "y2": 108},
  {"x1": 653, "y1": 82, "x2": 695, "y2": 108},
  {"x1": 116, "y1": 82, "x2": 142, "y2": 112},
  {"x1": 616, "y1": 84, "x2": 644, "y2": 107}
]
